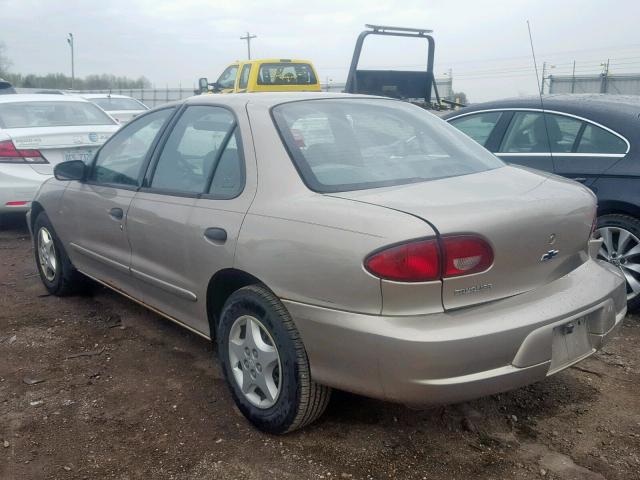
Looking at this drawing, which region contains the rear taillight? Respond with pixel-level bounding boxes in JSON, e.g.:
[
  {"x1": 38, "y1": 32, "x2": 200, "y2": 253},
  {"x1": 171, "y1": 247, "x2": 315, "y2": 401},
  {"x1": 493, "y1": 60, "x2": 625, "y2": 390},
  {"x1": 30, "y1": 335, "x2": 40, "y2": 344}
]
[
  {"x1": 365, "y1": 235, "x2": 493, "y2": 282},
  {"x1": 441, "y1": 236, "x2": 494, "y2": 277},
  {"x1": 365, "y1": 239, "x2": 440, "y2": 282},
  {"x1": 0, "y1": 140, "x2": 48, "y2": 164}
]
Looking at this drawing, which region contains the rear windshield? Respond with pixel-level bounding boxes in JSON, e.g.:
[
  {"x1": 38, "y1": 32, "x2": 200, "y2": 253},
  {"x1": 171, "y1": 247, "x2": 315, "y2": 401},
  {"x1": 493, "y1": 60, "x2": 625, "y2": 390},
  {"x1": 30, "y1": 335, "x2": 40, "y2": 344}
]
[
  {"x1": 272, "y1": 99, "x2": 504, "y2": 193},
  {"x1": 258, "y1": 63, "x2": 317, "y2": 86},
  {"x1": 90, "y1": 97, "x2": 146, "y2": 111},
  {"x1": 0, "y1": 101, "x2": 116, "y2": 128}
]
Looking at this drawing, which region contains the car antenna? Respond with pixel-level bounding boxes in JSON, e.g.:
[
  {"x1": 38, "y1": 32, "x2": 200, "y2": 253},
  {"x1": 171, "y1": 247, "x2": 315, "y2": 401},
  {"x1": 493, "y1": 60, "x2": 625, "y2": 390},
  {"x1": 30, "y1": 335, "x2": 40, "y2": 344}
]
[{"x1": 527, "y1": 20, "x2": 552, "y2": 155}]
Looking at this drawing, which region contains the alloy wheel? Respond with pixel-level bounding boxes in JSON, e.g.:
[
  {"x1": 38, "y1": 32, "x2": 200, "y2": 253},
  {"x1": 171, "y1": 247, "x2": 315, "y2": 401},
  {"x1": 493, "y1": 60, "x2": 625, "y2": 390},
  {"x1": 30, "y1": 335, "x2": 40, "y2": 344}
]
[
  {"x1": 37, "y1": 227, "x2": 57, "y2": 282},
  {"x1": 228, "y1": 315, "x2": 282, "y2": 409},
  {"x1": 596, "y1": 226, "x2": 640, "y2": 301}
]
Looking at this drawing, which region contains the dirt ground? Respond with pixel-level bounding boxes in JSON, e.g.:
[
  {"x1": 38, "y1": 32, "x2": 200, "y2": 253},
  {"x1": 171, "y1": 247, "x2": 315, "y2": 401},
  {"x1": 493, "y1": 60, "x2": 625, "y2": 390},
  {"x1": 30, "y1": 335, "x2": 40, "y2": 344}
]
[{"x1": 1, "y1": 216, "x2": 639, "y2": 480}]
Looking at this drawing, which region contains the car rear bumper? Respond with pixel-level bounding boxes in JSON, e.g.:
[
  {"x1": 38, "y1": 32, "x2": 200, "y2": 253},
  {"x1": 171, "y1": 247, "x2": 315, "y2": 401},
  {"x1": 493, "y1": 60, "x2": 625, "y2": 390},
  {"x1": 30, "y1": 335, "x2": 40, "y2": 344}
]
[
  {"x1": 0, "y1": 166, "x2": 49, "y2": 214},
  {"x1": 284, "y1": 255, "x2": 626, "y2": 406}
]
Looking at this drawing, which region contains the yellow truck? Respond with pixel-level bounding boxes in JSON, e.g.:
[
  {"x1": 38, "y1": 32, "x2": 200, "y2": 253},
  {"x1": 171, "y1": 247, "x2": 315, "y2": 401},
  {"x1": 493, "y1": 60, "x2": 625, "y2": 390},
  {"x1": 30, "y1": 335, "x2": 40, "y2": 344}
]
[{"x1": 199, "y1": 58, "x2": 321, "y2": 94}]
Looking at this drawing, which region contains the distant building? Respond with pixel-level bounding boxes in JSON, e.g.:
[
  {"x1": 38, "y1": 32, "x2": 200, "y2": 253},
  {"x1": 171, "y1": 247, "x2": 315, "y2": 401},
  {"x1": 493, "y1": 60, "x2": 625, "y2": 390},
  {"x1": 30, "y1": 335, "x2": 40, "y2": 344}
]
[{"x1": 549, "y1": 73, "x2": 640, "y2": 95}]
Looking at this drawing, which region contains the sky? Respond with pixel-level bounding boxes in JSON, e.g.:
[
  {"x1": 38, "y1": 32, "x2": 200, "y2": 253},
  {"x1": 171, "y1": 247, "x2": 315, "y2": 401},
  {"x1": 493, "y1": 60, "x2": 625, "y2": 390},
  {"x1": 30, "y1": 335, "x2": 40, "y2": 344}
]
[{"x1": 1, "y1": 0, "x2": 640, "y2": 102}]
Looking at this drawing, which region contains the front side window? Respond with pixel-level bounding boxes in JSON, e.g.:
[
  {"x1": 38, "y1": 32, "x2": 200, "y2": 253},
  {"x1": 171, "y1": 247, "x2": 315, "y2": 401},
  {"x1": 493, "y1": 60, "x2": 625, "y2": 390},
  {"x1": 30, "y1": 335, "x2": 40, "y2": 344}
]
[
  {"x1": 500, "y1": 112, "x2": 581, "y2": 153},
  {"x1": 258, "y1": 63, "x2": 317, "y2": 86},
  {"x1": 0, "y1": 101, "x2": 116, "y2": 129},
  {"x1": 89, "y1": 108, "x2": 173, "y2": 186},
  {"x1": 577, "y1": 124, "x2": 627, "y2": 154},
  {"x1": 217, "y1": 65, "x2": 239, "y2": 89},
  {"x1": 150, "y1": 106, "x2": 236, "y2": 194},
  {"x1": 238, "y1": 64, "x2": 251, "y2": 89},
  {"x1": 449, "y1": 112, "x2": 502, "y2": 147},
  {"x1": 272, "y1": 99, "x2": 503, "y2": 193}
]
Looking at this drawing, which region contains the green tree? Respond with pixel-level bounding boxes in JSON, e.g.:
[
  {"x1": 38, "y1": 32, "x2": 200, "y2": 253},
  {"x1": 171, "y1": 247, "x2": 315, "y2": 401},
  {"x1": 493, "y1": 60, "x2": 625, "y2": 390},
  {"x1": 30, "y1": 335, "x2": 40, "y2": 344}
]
[{"x1": 452, "y1": 91, "x2": 468, "y2": 105}]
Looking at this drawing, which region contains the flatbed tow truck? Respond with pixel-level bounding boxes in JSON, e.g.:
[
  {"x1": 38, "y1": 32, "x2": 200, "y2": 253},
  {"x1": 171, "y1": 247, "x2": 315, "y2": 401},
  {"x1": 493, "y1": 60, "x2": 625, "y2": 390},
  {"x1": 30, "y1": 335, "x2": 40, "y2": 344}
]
[{"x1": 344, "y1": 24, "x2": 463, "y2": 111}]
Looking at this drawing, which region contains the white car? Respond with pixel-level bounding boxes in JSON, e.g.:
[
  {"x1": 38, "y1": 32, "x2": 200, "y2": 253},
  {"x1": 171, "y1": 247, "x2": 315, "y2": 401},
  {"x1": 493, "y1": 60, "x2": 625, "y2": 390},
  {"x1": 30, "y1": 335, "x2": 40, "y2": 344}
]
[
  {"x1": 80, "y1": 94, "x2": 149, "y2": 124},
  {"x1": 0, "y1": 94, "x2": 119, "y2": 216}
]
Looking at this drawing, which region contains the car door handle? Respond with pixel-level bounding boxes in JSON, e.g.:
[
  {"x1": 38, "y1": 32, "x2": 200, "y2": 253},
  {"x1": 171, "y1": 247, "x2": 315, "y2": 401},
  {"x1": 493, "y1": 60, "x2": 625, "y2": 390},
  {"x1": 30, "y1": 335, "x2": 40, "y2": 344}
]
[
  {"x1": 204, "y1": 227, "x2": 227, "y2": 244},
  {"x1": 109, "y1": 207, "x2": 124, "y2": 220},
  {"x1": 571, "y1": 177, "x2": 587, "y2": 183}
]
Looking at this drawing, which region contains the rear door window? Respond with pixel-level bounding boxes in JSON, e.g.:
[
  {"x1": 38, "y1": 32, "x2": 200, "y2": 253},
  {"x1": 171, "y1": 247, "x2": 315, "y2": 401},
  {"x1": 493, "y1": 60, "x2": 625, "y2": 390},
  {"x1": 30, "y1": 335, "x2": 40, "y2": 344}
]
[
  {"x1": 208, "y1": 132, "x2": 244, "y2": 198},
  {"x1": 449, "y1": 112, "x2": 502, "y2": 147},
  {"x1": 150, "y1": 106, "x2": 236, "y2": 194},
  {"x1": 499, "y1": 112, "x2": 582, "y2": 153},
  {"x1": 577, "y1": 124, "x2": 627, "y2": 154}
]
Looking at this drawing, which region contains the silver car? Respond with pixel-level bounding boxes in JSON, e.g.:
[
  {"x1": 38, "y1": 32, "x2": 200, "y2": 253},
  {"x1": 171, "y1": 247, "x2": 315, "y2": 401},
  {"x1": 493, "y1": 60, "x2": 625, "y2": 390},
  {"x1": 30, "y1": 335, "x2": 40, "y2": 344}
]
[
  {"x1": 80, "y1": 94, "x2": 149, "y2": 125},
  {"x1": 28, "y1": 93, "x2": 627, "y2": 434}
]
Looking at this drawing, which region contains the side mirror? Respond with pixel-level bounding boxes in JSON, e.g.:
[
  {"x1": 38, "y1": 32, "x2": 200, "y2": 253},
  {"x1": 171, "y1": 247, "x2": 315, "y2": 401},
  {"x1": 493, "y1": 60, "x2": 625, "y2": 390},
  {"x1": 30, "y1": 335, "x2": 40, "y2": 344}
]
[
  {"x1": 198, "y1": 77, "x2": 209, "y2": 92},
  {"x1": 54, "y1": 160, "x2": 86, "y2": 181}
]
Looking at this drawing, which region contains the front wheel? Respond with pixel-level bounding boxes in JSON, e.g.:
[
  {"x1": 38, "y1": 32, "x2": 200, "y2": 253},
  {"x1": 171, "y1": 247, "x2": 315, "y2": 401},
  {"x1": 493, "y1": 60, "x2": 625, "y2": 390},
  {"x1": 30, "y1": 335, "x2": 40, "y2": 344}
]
[
  {"x1": 596, "y1": 214, "x2": 640, "y2": 312},
  {"x1": 33, "y1": 212, "x2": 84, "y2": 296},
  {"x1": 217, "y1": 285, "x2": 331, "y2": 434}
]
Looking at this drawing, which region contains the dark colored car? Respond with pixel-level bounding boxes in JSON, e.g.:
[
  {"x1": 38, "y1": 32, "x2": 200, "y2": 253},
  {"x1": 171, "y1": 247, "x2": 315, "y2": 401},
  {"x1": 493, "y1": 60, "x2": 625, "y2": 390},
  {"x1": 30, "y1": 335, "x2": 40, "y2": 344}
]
[
  {"x1": 444, "y1": 94, "x2": 640, "y2": 311},
  {"x1": 0, "y1": 79, "x2": 16, "y2": 94}
]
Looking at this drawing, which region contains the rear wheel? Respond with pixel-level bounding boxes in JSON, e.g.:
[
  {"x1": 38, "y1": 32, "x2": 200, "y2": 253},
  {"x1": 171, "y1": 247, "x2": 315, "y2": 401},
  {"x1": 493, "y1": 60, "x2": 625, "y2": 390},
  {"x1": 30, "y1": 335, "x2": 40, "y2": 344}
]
[
  {"x1": 33, "y1": 212, "x2": 84, "y2": 296},
  {"x1": 217, "y1": 285, "x2": 331, "y2": 434},
  {"x1": 596, "y1": 214, "x2": 640, "y2": 312}
]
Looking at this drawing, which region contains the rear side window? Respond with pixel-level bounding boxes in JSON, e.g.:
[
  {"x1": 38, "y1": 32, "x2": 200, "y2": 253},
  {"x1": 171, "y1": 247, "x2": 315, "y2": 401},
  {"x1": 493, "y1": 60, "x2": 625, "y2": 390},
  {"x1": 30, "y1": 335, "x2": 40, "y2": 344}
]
[
  {"x1": 91, "y1": 97, "x2": 147, "y2": 111},
  {"x1": 0, "y1": 101, "x2": 116, "y2": 128},
  {"x1": 577, "y1": 124, "x2": 627, "y2": 154},
  {"x1": 258, "y1": 63, "x2": 317, "y2": 86},
  {"x1": 150, "y1": 106, "x2": 238, "y2": 194},
  {"x1": 272, "y1": 99, "x2": 503, "y2": 193},
  {"x1": 500, "y1": 112, "x2": 581, "y2": 153},
  {"x1": 90, "y1": 108, "x2": 173, "y2": 186},
  {"x1": 208, "y1": 132, "x2": 244, "y2": 198},
  {"x1": 449, "y1": 112, "x2": 502, "y2": 147},
  {"x1": 238, "y1": 64, "x2": 251, "y2": 89}
]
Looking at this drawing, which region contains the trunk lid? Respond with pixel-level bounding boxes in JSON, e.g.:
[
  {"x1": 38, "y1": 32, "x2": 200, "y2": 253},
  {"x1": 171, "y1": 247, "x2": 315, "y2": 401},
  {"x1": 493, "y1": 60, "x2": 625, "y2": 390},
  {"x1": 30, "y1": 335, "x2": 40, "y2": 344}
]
[
  {"x1": 330, "y1": 166, "x2": 596, "y2": 310},
  {"x1": 7, "y1": 125, "x2": 118, "y2": 175}
]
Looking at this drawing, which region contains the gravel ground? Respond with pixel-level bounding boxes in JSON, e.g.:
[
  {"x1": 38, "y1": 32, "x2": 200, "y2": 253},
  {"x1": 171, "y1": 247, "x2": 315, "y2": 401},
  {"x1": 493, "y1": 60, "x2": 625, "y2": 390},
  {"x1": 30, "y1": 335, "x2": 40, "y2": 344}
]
[{"x1": 1, "y1": 216, "x2": 639, "y2": 480}]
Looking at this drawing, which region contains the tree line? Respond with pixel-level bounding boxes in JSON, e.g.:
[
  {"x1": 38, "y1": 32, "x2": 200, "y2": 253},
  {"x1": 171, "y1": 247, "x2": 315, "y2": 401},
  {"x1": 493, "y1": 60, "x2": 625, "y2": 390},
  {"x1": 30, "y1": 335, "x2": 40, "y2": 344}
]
[{"x1": 0, "y1": 42, "x2": 151, "y2": 90}]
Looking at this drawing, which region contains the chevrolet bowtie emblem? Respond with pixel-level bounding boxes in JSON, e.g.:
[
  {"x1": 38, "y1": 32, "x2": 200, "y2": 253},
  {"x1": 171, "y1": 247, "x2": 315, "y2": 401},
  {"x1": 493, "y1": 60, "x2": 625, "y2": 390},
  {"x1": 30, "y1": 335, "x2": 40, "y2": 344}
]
[{"x1": 540, "y1": 249, "x2": 559, "y2": 262}]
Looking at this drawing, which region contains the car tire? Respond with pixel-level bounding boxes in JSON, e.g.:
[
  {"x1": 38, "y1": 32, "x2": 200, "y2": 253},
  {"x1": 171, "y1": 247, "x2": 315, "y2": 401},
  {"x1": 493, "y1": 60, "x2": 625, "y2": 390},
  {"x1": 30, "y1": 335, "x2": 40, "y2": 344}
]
[
  {"x1": 596, "y1": 213, "x2": 640, "y2": 312},
  {"x1": 33, "y1": 212, "x2": 84, "y2": 296},
  {"x1": 217, "y1": 284, "x2": 331, "y2": 434}
]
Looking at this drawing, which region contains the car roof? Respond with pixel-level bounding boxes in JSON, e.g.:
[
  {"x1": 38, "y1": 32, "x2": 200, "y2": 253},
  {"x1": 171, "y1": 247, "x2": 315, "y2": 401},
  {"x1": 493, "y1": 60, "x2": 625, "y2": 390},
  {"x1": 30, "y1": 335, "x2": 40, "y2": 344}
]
[
  {"x1": 0, "y1": 94, "x2": 93, "y2": 104},
  {"x1": 445, "y1": 94, "x2": 640, "y2": 118},
  {"x1": 182, "y1": 91, "x2": 386, "y2": 108},
  {"x1": 231, "y1": 58, "x2": 315, "y2": 66},
  {"x1": 79, "y1": 93, "x2": 136, "y2": 99}
]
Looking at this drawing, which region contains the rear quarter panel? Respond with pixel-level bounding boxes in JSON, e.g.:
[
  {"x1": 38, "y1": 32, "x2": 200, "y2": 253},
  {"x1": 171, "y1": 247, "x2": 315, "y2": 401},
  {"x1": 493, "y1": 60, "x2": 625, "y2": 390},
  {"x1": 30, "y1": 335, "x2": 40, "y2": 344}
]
[{"x1": 236, "y1": 101, "x2": 439, "y2": 315}]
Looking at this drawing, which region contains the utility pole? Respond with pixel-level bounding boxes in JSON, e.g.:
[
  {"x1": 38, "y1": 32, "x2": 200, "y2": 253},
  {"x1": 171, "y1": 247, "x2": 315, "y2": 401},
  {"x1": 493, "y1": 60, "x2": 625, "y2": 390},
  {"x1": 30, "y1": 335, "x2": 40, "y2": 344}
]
[
  {"x1": 67, "y1": 33, "x2": 75, "y2": 89},
  {"x1": 540, "y1": 61, "x2": 546, "y2": 95},
  {"x1": 240, "y1": 32, "x2": 257, "y2": 60},
  {"x1": 600, "y1": 59, "x2": 610, "y2": 94},
  {"x1": 571, "y1": 60, "x2": 576, "y2": 93}
]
